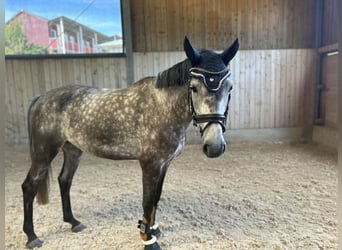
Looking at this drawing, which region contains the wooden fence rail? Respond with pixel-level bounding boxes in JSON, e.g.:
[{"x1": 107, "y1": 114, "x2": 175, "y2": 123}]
[{"x1": 5, "y1": 49, "x2": 316, "y2": 144}]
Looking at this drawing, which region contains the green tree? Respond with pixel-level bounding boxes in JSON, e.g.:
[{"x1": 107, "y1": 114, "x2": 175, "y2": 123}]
[{"x1": 5, "y1": 21, "x2": 48, "y2": 55}]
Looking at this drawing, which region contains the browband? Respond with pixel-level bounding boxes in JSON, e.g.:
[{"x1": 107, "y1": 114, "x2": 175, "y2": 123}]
[{"x1": 189, "y1": 66, "x2": 231, "y2": 92}]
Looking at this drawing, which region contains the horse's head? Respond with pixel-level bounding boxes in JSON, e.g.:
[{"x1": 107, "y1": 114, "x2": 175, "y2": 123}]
[{"x1": 184, "y1": 37, "x2": 239, "y2": 158}]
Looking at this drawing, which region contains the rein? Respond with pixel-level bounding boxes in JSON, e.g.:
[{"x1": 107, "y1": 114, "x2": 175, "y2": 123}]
[{"x1": 188, "y1": 66, "x2": 231, "y2": 136}]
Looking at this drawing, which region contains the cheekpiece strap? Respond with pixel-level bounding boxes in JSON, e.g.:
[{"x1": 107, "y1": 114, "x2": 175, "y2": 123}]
[{"x1": 189, "y1": 65, "x2": 231, "y2": 92}]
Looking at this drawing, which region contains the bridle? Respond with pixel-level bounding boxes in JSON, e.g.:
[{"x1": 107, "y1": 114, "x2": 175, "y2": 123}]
[{"x1": 188, "y1": 65, "x2": 232, "y2": 136}]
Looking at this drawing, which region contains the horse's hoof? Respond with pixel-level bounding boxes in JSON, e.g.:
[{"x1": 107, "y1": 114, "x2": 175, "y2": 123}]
[
  {"x1": 71, "y1": 223, "x2": 86, "y2": 233},
  {"x1": 144, "y1": 241, "x2": 161, "y2": 250},
  {"x1": 151, "y1": 227, "x2": 163, "y2": 238},
  {"x1": 26, "y1": 238, "x2": 43, "y2": 249}
]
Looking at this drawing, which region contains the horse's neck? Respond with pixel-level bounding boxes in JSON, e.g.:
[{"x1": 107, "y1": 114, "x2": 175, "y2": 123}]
[{"x1": 163, "y1": 84, "x2": 192, "y2": 128}]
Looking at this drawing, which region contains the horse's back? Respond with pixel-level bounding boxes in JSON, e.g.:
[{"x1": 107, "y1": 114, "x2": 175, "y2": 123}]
[{"x1": 28, "y1": 85, "x2": 99, "y2": 151}]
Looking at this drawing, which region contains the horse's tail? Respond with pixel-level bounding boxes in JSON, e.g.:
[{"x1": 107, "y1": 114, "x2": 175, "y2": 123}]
[
  {"x1": 36, "y1": 170, "x2": 51, "y2": 205},
  {"x1": 27, "y1": 96, "x2": 40, "y2": 155},
  {"x1": 27, "y1": 95, "x2": 51, "y2": 205}
]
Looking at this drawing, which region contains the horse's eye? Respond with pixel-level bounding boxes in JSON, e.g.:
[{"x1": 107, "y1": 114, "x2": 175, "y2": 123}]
[{"x1": 190, "y1": 86, "x2": 198, "y2": 93}]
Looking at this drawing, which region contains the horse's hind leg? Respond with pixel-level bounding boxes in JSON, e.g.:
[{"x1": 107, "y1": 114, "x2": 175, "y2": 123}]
[
  {"x1": 22, "y1": 173, "x2": 42, "y2": 248},
  {"x1": 58, "y1": 141, "x2": 85, "y2": 232},
  {"x1": 22, "y1": 147, "x2": 59, "y2": 248}
]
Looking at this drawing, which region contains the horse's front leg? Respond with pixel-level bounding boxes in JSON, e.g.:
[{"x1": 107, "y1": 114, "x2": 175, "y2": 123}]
[
  {"x1": 138, "y1": 160, "x2": 168, "y2": 250},
  {"x1": 151, "y1": 162, "x2": 170, "y2": 238}
]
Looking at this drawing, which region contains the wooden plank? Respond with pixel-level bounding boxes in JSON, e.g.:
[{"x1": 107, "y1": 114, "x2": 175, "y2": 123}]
[
  {"x1": 268, "y1": 50, "x2": 276, "y2": 127},
  {"x1": 120, "y1": 58, "x2": 128, "y2": 88},
  {"x1": 278, "y1": 50, "x2": 286, "y2": 126},
  {"x1": 238, "y1": 48, "x2": 245, "y2": 128},
  {"x1": 323, "y1": 0, "x2": 339, "y2": 45},
  {"x1": 145, "y1": 0, "x2": 156, "y2": 51},
  {"x1": 107, "y1": 58, "x2": 116, "y2": 89},
  {"x1": 5, "y1": 61, "x2": 17, "y2": 142},
  {"x1": 42, "y1": 59, "x2": 51, "y2": 91},
  {"x1": 183, "y1": 0, "x2": 195, "y2": 47},
  {"x1": 230, "y1": 49, "x2": 239, "y2": 129},
  {"x1": 269, "y1": 0, "x2": 278, "y2": 48},
  {"x1": 55, "y1": 59, "x2": 63, "y2": 86},
  {"x1": 292, "y1": 50, "x2": 300, "y2": 127},
  {"x1": 48, "y1": 59, "x2": 57, "y2": 89},
  {"x1": 24, "y1": 60, "x2": 34, "y2": 105},
  {"x1": 256, "y1": 51, "x2": 263, "y2": 128},
  {"x1": 225, "y1": 0, "x2": 234, "y2": 40},
  {"x1": 274, "y1": 49, "x2": 281, "y2": 127},
  {"x1": 131, "y1": 0, "x2": 146, "y2": 52},
  {"x1": 96, "y1": 58, "x2": 105, "y2": 87},
  {"x1": 288, "y1": 50, "x2": 295, "y2": 126},
  {"x1": 11, "y1": 60, "x2": 26, "y2": 142},
  {"x1": 84, "y1": 58, "x2": 93, "y2": 85},
  {"x1": 19, "y1": 61, "x2": 31, "y2": 140},
  {"x1": 256, "y1": 1, "x2": 264, "y2": 49},
  {"x1": 71, "y1": 58, "x2": 80, "y2": 84},
  {"x1": 260, "y1": 51, "x2": 268, "y2": 128},
  {"x1": 60, "y1": 59, "x2": 70, "y2": 85},
  {"x1": 322, "y1": 53, "x2": 338, "y2": 127},
  {"x1": 79, "y1": 58, "x2": 87, "y2": 85},
  {"x1": 206, "y1": 0, "x2": 219, "y2": 49},
  {"x1": 29, "y1": 60, "x2": 40, "y2": 96},
  {"x1": 233, "y1": 0, "x2": 240, "y2": 47},
  {"x1": 247, "y1": 50, "x2": 256, "y2": 128},
  {"x1": 237, "y1": 51, "x2": 244, "y2": 128},
  {"x1": 262, "y1": 0, "x2": 271, "y2": 49},
  {"x1": 158, "y1": 0, "x2": 168, "y2": 51},
  {"x1": 304, "y1": 0, "x2": 315, "y2": 48},
  {"x1": 247, "y1": 0, "x2": 256, "y2": 50},
  {"x1": 216, "y1": 0, "x2": 227, "y2": 50},
  {"x1": 318, "y1": 43, "x2": 339, "y2": 54},
  {"x1": 102, "y1": 58, "x2": 110, "y2": 88},
  {"x1": 166, "y1": 0, "x2": 179, "y2": 50}
]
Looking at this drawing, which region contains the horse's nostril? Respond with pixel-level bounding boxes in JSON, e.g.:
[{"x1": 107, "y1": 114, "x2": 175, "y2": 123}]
[
  {"x1": 222, "y1": 143, "x2": 226, "y2": 153},
  {"x1": 203, "y1": 144, "x2": 209, "y2": 154}
]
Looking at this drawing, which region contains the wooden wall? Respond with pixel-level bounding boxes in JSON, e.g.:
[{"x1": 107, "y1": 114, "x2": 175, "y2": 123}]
[
  {"x1": 322, "y1": 0, "x2": 339, "y2": 46},
  {"x1": 134, "y1": 50, "x2": 316, "y2": 129},
  {"x1": 317, "y1": 0, "x2": 339, "y2": 131},
  {"x1": 130, "y1": 0, "x2": 316, "y2": 51},
  {"x1": 5, "y1": 58, "x2": 127, "y2": 144},
  {"x1": 5, "y1": 49, "x2": 316, "y2": 143},
  {"x1": 5, "y1": 0, "x2": 323, "y2": 144}
]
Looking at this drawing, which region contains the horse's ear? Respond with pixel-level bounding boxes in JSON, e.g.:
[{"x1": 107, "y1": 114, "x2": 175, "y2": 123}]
[
  {"x1": 220, "y1": 38, "x2": 239, "y2": 65},
  {"x1": 183, "y1": 36, "x2": 201, "y2": 66}
]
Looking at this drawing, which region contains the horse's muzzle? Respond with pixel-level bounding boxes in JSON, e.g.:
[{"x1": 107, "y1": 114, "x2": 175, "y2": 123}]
[
  {"x1": 201, "y1": 123, "x2": 226, "y2": 158},
  {"x1": 203, "y1": 141, "x2": 226, "y2": 158}
]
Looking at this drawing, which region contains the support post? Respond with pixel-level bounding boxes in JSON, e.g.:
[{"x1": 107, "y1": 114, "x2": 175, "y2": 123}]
[
  {"x1": 338, "y1": 0, "x2": 342, "y2": 247},
  {"x1": 313, "y1": 0, "x2": 324, "y2": 124},
  {"x1": 79, "y1": 26, "x2": 84, "y2": 53},
  {"x1": 121, "y1": 0, "x2": 134, "y2": 86},
  {"x1": 60, "y1": 17, "x2": 66, "y2": 54}
]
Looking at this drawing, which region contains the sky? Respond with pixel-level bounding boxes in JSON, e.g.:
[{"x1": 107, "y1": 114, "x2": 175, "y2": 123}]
[{"x1": 5, "y1": 0, "x2": 122, "y2": 37}]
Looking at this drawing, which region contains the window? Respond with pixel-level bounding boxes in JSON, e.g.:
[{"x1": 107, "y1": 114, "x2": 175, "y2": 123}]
[
  {"x1": 5, "y1": 0, "x2": 123, "y2": 56},
  {"x1": 50, "y1": 29, "x2": 57, "y2": 38}
]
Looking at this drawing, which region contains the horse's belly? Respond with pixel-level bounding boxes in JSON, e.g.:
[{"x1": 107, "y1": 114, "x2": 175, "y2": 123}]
[
  {"x1": 68, "y1": 137, "x2": 141, "y2": 160},
  {"x1": 91, "y1": 142, "x2": 141, "y2": 160}
]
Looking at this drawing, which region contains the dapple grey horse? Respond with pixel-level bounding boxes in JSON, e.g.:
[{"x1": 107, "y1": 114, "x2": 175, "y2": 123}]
[{"x1": 22, "y1": 37, "x2": 239, "y2": 249}]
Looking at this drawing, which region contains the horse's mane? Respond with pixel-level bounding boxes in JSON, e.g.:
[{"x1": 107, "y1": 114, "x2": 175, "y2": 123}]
[{"x1": 156, "y1": 59, "x2": 192, "y2": 88}]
